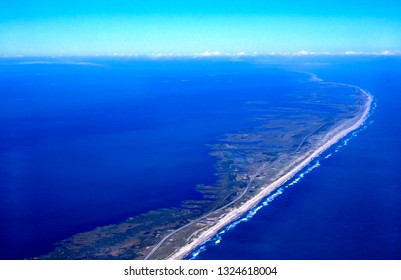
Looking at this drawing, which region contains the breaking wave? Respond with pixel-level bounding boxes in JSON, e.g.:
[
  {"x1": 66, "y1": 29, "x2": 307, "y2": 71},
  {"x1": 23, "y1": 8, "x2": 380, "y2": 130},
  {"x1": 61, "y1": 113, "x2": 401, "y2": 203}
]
[
  {"x1": 188, "y1": 160, "x2": 322, "y2": 260},
  {"x1": 188, "y1": 99, "x2": 376, "y2": 259}
]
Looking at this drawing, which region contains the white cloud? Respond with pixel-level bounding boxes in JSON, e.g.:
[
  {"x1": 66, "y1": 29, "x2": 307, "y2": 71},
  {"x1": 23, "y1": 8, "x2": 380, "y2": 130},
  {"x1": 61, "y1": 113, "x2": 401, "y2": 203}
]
[
  {"x1": 198, "y1": 51, "x2": 222, "y2": 57},
  {"x1": 343, "y1": 50, "x2": 401, "y2": 56}
]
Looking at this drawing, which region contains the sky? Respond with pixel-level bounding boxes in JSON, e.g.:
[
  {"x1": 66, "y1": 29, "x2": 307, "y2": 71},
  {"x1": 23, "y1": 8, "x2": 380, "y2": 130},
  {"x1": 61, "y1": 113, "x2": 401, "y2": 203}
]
[{"x1": 1, "y1": 0, "x2": 401, "y2": 56}]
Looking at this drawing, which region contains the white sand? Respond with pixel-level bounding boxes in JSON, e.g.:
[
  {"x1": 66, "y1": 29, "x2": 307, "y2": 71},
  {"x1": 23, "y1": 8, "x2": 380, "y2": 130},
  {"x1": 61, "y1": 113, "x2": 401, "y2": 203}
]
[{"x1": 168, "y1": 91, "x2": 373, "y2": 260}]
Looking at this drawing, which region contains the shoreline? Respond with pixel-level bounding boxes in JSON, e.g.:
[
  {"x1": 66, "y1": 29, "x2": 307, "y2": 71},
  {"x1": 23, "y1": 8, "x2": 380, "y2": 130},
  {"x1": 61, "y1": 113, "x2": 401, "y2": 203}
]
[{"x1": 167, "y1": 87, "x2": 373, "y2": 260}]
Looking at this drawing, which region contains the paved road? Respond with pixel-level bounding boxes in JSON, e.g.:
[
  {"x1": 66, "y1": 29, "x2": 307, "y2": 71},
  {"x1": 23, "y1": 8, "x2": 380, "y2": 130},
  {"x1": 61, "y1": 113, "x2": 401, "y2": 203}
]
[{"x1": 144, "y1": 122, "x2": 330, "y2": 260}]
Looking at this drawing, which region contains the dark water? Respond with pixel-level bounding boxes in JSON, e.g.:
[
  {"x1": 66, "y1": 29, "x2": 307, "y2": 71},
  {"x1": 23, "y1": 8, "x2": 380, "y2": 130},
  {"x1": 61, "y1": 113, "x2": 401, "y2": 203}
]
[
  {"x1": 191, "y1": 56, "x2": 401, "y2": 260},
  {"x1": 0, "y1": 58, "x2": 304, "y2": 259},
  {"x1": 2, "y1": 57, "x2": 400, "y2": 260}
]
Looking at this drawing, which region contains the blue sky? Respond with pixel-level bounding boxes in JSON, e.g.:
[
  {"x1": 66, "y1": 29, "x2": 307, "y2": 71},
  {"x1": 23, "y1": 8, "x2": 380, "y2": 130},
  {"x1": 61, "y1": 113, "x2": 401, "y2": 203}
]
[{"x1": 1, "y1": 0, "x2": 401, "y2": 56}]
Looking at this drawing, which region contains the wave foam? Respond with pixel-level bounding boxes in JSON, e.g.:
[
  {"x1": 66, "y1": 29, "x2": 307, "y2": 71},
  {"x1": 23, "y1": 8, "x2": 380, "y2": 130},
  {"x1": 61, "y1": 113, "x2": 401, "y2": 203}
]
[
  {"x1": 188, "y1": 160, "x2": 322, "y2": 259},
  {"x1": 189, "y1": 105, "x2": 376, "y2": 259}
]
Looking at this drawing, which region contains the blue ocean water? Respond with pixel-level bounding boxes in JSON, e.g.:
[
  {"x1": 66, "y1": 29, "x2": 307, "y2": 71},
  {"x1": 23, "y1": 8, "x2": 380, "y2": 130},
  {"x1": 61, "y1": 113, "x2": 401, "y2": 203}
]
[
  {"x1": 0, "y1": 58, "x2": 303, "y2": 259},
  {"x1": 1, "y1": 57, "x2": 400, "y2": 260},
  {"x1": 191, "y1": 56, "x2": 401, "y2": 260}
]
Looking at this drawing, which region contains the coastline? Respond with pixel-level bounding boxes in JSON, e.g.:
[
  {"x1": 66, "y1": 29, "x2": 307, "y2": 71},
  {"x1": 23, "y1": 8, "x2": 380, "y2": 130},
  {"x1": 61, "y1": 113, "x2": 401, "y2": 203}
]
[{"x1": 167, "y1": 87, "x2": 373, "y2": 260}]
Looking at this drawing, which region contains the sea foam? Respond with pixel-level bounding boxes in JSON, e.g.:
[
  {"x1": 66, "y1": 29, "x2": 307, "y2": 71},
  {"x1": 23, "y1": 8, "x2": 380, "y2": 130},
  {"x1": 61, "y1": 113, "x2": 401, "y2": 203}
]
[{"x1": 188, "y1": 110, "x2": 375, "y2": 260}]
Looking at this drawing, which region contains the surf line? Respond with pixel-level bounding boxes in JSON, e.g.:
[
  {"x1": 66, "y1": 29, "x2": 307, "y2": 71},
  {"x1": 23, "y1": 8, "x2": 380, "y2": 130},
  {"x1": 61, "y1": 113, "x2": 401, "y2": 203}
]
[
  {"x1": 189, "y1": 115, "x2": 376, "y2": 260},
  {"x1": 144, "y1": 78, "x2": 373, "y2": 260}
]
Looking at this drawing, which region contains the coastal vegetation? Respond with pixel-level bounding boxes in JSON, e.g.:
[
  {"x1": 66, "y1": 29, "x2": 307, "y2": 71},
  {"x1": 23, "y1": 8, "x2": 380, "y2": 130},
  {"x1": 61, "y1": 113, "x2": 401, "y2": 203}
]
[{"x1": 39, "y1": 67, "x2": 371, "y2": 260}]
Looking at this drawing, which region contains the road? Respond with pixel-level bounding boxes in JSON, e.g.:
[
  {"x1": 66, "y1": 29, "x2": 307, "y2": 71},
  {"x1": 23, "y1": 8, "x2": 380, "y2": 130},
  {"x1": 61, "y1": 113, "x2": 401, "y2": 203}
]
[{"x1": 144, "y1": 122, "x2": 330, "y2": 260}]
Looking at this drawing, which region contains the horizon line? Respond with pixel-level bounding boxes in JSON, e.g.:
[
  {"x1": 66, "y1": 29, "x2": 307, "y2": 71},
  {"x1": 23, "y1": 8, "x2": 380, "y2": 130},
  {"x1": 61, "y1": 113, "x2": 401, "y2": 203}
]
[{"x1": 2, "y1": 50, "x2": 401, "y2": 59}]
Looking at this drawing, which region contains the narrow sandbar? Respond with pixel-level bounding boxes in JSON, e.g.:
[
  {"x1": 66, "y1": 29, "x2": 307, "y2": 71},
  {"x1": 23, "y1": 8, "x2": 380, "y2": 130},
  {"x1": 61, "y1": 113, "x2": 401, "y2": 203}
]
[{"x1": 167, "y1": 87, "x2": 373, "y2": 260}]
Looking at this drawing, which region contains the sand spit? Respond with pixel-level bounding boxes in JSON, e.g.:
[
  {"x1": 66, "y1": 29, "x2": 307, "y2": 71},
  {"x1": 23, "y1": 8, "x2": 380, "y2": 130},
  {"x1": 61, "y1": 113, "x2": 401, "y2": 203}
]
[{"x1": 167, "y1": 87, "x2": 373, "y2": 260}]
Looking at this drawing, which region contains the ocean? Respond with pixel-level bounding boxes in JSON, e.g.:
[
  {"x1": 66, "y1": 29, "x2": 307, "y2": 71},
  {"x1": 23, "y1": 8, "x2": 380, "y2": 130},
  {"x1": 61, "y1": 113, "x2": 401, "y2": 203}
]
[
  {"x1": 190, "y1": 56, "x2": 401, "y2": 260},
  {"x1": 1, "y1": 56, "x2": 400, "y2": 260},
  {"x1": 0, "y1": 58, "x2": 302, "y2": 259}
]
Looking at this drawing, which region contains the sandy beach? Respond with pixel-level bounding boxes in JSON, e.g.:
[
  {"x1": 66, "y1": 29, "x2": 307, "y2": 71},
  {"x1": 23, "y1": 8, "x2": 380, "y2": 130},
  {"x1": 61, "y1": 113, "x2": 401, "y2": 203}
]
[{"x1": 168, "y1": 88, "x2": 373, "y2": 260}]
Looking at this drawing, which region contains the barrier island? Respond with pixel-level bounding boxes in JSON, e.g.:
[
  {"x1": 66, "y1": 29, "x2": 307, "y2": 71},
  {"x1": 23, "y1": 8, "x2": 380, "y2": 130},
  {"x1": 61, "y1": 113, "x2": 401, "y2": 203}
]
[{"x1": 39, "y1": 66, "x2": 372, "y2": 260}]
